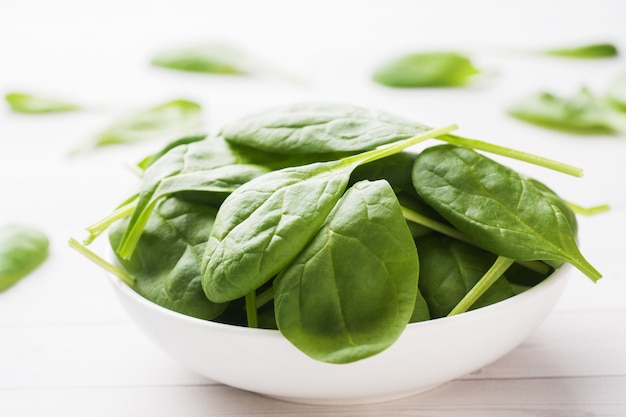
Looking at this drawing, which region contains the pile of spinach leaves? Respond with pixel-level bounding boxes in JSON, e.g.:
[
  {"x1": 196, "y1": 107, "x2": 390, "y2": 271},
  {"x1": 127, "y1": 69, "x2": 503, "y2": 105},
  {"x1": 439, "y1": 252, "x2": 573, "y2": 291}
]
[{"x1": 71, "y1": 102, "x2": 601, "y2": 364}]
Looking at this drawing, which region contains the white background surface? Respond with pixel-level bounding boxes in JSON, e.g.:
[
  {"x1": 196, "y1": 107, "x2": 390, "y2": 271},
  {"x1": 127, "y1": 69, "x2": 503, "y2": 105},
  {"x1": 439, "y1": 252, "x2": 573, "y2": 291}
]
[{"x1": 1, "y1": 1, "x2": 625, "y2": 415}]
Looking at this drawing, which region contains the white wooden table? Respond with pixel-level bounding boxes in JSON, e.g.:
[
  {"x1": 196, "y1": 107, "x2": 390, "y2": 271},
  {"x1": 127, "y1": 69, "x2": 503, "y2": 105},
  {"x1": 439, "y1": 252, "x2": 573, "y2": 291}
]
[{"x1": 1, "y1": 1, "x2": 625, "y2": 415}]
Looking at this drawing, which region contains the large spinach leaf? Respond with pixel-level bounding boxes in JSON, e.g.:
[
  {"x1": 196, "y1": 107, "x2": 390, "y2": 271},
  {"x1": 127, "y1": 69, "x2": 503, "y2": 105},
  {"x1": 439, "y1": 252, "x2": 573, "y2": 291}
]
[
  {"x1": 415, "y1": 234, "x2": 515, "y2": 318},
  {"x1": 220, "y1": 102, "x2": 433, "y2": 154},
  {"x1": 110, "y1": 197, "x2": 227, "y2": 320},
  {"x1": 412, "y1": 145, "x2": 601, "y2": 281},
  {"x1": 274, "y1": 180, "x2": 426, "y2": 363}
]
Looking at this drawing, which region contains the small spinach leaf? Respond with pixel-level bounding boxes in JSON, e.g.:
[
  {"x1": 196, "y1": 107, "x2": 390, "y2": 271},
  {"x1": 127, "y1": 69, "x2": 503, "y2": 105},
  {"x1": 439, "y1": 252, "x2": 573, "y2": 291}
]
[
  {"x1": 507, "y1": 87, "x2": 626, "y2": 133},
  {"x1": 542, "y1": 43, "x2": 618, "y2": 59},
  {"x1": 373, "y1": 52, "x2": 480, "y2": 88},
  {"x1": 0, "y1": 225, "x2": 49, "y2": 291},
  {"x1": 415, "y1": 234, "x2": 515, "y2": 318},
  {"x1": 412, "y1": 145, "x2": 601, "y2": 281},
  {"x1": 220, "y1": 102, "x2": 432, "y2": 154},
  {"x1": 110, "y1": 197, "x2": 227, "y2": 320},
  {"x1": 152, "y1": 43, "x2": 249, "y2": 75},
  {"x1": 5, "y1": 92, "x2": 80, "y2": 114},
  {"x1": 73, "y1": 99, "x2": 203, "y2": 154},
  {"x1": 274, "y1": 180, "x2": 425, "y2": 363}
]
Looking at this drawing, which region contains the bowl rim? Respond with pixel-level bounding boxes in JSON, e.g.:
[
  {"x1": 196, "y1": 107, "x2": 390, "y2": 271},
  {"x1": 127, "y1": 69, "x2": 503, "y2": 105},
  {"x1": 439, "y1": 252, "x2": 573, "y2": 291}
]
[{"x1": 107, "y1": 262, "x2": 570, "y2": 337}]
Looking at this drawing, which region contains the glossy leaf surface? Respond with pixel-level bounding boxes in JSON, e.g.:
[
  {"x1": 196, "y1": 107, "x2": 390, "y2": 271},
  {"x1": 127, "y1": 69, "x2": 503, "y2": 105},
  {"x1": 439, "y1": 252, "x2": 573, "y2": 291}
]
[
  {"x1": 412, "y1": 145, "x2": 600, "y2": 281},
  {"x1": 274, "y1": 180, "x2": 423, "y2": 363},
  {"x1": 201, "y1": 158, "x2": 354, "y2": 303},
  {"x1": 110, "y1": 197, "x2": 227, "y2": 320},
  {"x1": 220, "y1": 102, "x2": 431, "y2": 154},
  {"x1": 117, "y1": 137, "x2": 270, "y2": 258},
  {"x1": 415, "y1": 234, "x2": 515, "y2": 318}
]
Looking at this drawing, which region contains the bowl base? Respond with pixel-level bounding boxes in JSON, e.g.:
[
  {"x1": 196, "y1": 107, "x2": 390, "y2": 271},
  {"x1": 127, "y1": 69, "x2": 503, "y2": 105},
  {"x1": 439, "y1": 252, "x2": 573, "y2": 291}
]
[{"x1": 263, "y1": 383, "x2": 443, "y2": 405}]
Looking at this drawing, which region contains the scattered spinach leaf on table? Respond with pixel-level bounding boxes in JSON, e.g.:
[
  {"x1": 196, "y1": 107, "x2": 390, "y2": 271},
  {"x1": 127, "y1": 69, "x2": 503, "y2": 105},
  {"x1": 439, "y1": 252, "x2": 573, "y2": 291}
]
[
  {"x1": 0, "y1": 225, "x2": 49, "y2": 292},
  {"x1": 71, "y1": 99, "x2": 203, "y2": 155},
  {"x1": 372, "y1": 52, "x2": 480, "y2": 87},
  {"x1": 507, "y1": 87, "x2": 626, "y2": 133},
  {"x1": 542, "y1": 42, "x2": 618, "y2": 59},
  {"x1": 5, "y1": 92, "x2": 81, "y2": 114},
  {"x1": 152, "y1": 43, "x2": 250, "y2": 75}
]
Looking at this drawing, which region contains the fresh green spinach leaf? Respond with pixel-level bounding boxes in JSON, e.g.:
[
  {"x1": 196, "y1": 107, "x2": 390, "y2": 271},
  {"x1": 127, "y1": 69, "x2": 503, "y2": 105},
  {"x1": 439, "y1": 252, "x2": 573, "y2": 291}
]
[
  {"x1": 136, "y1": 134, "x2": 208, "y2": 171},
  {"x1": 274, "y1": 180, "x2": 426, "y2": 363},
  {"x1": 412, "y1": 145, "x2": 601, "y2": 281},
  {"x1": 152, "y1": 43, "x2": 249, "y2": 75},
  {"x1": 542, "y1": 43, "x2": 618, "y2": 59},
  {"x1": 507, "y1": 87, "x2": 626, "y2": 133},
  {"x1": 372, "y1": 52, "x2": 480, "y2": 87},
  {"x1": 109, "y1": 197, "x2": 227, "y2": 320},
  {"x1": 415, "y1": 234, "x2": 515, "y2": 318},
  {"x1": 220, "y1": 102, "x2": 433, "y2": 154},
  {"x1": 5, "y1": 92, "x2": 80, "y2": 114},
  {"x1": 0, "y1": 225, "x2": 49, "y2": 291},
  {"x1": 72, "y1": 99, "x2": 203, "y2": 154}
]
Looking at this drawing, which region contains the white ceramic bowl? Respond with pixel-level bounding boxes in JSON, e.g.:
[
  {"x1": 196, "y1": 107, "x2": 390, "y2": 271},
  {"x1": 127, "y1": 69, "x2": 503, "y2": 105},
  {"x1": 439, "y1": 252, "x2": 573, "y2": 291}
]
[{"x1": 108, "y1": 265, "x2": 569, "y2": 405}]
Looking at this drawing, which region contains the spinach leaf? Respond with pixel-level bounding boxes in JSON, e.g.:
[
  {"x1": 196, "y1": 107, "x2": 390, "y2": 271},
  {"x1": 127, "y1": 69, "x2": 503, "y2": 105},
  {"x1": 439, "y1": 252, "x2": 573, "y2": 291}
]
[
  {"x1": 136, "y1": 134, "x2": 208, "y2": 171},
  {"x1": 220, "y1": 102, "x2": 433, "y2": 154},
  {"x1": 608, "y1": 71, "x2": 626, "y2": 111},
  {"x1": 109, "y1": 197, "x2": 227, "y2": 320},
  {"x1": 372, "y1": 52, "x2": 480, "y2": 88},
  {"x1": 0, "y1": 225, "x2": 49, "y2": 292},
  {"x1": 274, "y1": 180, "x2": 426, "y2": 363},
  {"x1": 5, "y1": 92, "x2": 81, "y2": 114},
  {"x1": 349, "y1": 151, "x2": 417, "y2": 191},
  {"x1": 415, "y1": 234, "x2": 515, "y2": 318},
  {"x1": 542, "y1": 43, "x2": 618, "y2": 59},
  {"x1": 412, "y1": 145, "x2": 601, "y2": 281},
  {"x1": 152, "y1": 43, "x2": 249, "y2": 75},
  {"x1": 507, "y1": 87, "x2": 626, "y2": 133},
  {"x1": 201, "y1": 125, "x2": 456, "y2": 303},
  {"x1": 72, "y1": 99, "x2": 203, "y2": 154},
  {"x1": 116, "y1": 137, "x2": 270, "y2": 259}
]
